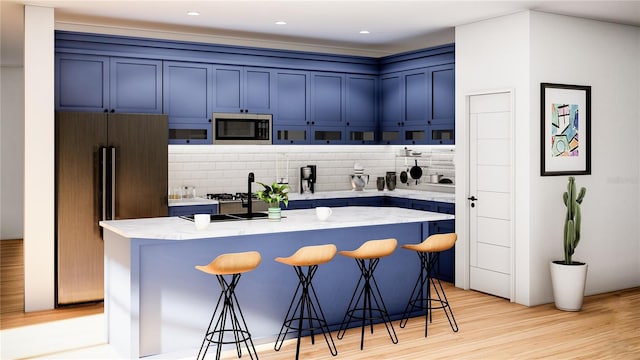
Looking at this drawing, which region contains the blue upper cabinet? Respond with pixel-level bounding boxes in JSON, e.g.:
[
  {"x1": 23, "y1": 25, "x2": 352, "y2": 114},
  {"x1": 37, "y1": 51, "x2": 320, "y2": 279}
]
[
  {"x1": 310, "y1": 72, "x2": 345, "y2": 144},
  {"x1": 56, "y1": 54, "x2": 162, "y2": 113},
  {"x1": 213, "y1": 65, "x2": 274, "y2": 114},
  {"x1": 56, "y1": 54, "x2": 109, "y2": 112},
  {"x1": 54, "y1": 32, "x2": 454, "y2": 146},
  {"x1": 109, "y1": 58, "x2": 162, "y2": 113},
  {"x1": 273, "y1": 70, "x2": 311, "y2": 144},
  {"x1": 345, "y1": 75, "x2": 378, "y2": 144},
  {"x1": 379, "y1": 65, "x2": 455, "y2": 145},
  {"x1": 428, "y1": 64, "x2": 455, "y2": 144},
  {"x1": 163, "y1": 61, "x2": 214, "y2": 144}
]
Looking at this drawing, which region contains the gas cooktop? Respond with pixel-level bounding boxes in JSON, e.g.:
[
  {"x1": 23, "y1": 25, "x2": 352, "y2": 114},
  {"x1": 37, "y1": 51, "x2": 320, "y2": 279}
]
[{"x1": 206, "y1": 193, "x2": 258, "y2": 201}]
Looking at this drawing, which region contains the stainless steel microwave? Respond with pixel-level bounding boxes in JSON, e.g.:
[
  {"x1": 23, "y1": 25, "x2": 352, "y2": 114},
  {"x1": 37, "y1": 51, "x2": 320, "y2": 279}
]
[{"x1": 212, "y1": 113, "x2": 272, "y2": 144}]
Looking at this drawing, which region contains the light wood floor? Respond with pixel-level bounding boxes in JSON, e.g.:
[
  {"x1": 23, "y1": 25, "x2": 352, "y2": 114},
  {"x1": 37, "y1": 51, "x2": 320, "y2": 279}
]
[{"x1": 1, "y1": 239, "x2": 639, "y2": 359}]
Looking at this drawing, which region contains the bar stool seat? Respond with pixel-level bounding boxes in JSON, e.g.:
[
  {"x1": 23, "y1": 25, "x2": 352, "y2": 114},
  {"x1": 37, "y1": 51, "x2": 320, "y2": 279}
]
[
  {"x1": 337, "y1": 238, "x2": 399, "y2": 350},
  {"x1": 275, "y1": 244, "x2": 338, "y2": 360},
  {"x1": 400, "y1": 233, "x2": 459, "y2": 337},
  {"x1": 195, "y1": 251, "x2": 262, "y2": 360}
]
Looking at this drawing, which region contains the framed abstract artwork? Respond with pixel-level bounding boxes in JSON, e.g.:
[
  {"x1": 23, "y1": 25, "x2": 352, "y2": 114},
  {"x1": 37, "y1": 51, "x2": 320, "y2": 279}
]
[{"x1": 540, "y1": 83, "x2": 591, "y2": 176}]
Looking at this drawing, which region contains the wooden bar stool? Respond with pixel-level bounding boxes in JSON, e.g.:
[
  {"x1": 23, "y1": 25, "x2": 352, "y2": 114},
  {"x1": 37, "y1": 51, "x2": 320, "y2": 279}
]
[
  {"x1": 195, "y1": 251, "x2": 262, "y2": 360},
  {"x1": 274, "y1": 244, "x2": 338, "y2": 360},
  {"x1": 337, "y1": 238, "x2": 399, "y2": 350},
  {"x1": 400, "y1": 233, "x2": 459, "y2": 337}
]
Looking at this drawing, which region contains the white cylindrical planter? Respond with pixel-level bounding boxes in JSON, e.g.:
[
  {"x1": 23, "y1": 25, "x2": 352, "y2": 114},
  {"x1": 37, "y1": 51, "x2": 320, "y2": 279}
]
[
  {"x1": 268, "y1": 207, "x2": 282, "y2": 221},
  {"x1": 550, "y1": 261, "x2": 588, "y2": 311}
]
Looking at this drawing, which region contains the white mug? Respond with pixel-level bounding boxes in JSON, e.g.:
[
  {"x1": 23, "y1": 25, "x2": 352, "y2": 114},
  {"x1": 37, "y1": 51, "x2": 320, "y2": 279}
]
[
  {"x1": 194, "y1": 214, "x2": 210, "y2": 230},
  {"x1": 315, "y1": 207, "x2": 332, "y2": 221}
]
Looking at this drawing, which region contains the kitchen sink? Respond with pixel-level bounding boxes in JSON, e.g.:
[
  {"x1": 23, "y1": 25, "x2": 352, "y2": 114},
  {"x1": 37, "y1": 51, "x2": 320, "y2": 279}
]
[
  {"x1": 227, "y1": 212, "x2": 269, "y2": 220},
  {"x1": 180, "y1": 212, "x2": 269, "y2": 222}
]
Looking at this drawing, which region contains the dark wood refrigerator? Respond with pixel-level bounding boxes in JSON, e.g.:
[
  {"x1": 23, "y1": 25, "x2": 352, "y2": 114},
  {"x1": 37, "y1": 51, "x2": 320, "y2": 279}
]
[{"x1": 55, "y1": 112, "x2": 168, "y2": 305}]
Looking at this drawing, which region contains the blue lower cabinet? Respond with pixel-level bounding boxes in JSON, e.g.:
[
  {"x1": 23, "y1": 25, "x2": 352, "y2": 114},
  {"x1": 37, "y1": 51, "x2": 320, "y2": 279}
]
[
  {"x1": 348, "y1": 196, "x2": 384, "y2": 207},
  {"x1": 383, "y1": 197, "x2": 410, "y2": 208},
  {"x1": 285, "y1": 200, "x2": 315, "y2": 210},
  {"x1": 409, "y1": 199, "x2": 435, "y2": 211},
  {"x1": 315, "y1": 198, "x2": 349, "y2": 207},
  {"x1": 168, "y1": 204, "x2": 218, "y2": 217},
  {"x1": 429, "y1": 219, "x2": 455, "y2": 283}
]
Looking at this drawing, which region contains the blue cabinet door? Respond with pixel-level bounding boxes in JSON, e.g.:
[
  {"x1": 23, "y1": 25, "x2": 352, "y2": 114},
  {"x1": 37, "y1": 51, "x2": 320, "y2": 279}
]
[
  {"x1": 213, "y1": 66, "x2": 242, "y2": 112},
  {"x1": 311, "y1": 72, "x2": 345, "y2": 127},
  {"x1": 346, "y1": 75, "x2": 378, "y2": 126},
  {"x1": 56, "y1": 54, "x2": 109, "y2": 112},
  {"x1": 274, "y1": 70, "x2": 310, "y2": 125},
  {"x1": 110, "y1": 58, "x2": 162, "y2": 113},
  {"x1": 427, "y1": 64, "x2": 455, "y2": 144},
  {"x1": 273, "y1": 70, "x2": 311, "y2": 143},
  {"x1": 164, "y1": 62, "x2": 213, "y2": 123},
  {"x1": 244, "y1": 67, "x2": 274, "y2": 113},
  {"x1": 404, "y1": 69, "x2": 429, "y2": 126},
  {"x1": 164, "y1": 62, "x2": 214, "y2": 144},
  {"x1": 345, "y1": 75, "x2": 378, "y2": 144},
  {"x1": 214, "y1": 66, "x2": 274, "y2": 113}
]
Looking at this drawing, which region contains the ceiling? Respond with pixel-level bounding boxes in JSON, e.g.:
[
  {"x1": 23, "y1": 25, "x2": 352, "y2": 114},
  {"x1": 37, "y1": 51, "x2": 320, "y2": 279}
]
[{"x1": 2, "y1": 0, "x2": 640, "y2": 64}]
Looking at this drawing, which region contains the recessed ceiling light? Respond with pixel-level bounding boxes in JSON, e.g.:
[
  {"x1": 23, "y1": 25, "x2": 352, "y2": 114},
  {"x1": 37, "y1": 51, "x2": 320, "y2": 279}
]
[
  {"x1": 187, "y1": 11, "x2": 200, "y2": 16},
  {"x1": 275, "y1": 21, "x2": 287, "y2": 25},
  {"x1": 359, "y1": 30, "x2": 370, "y2": 34}
]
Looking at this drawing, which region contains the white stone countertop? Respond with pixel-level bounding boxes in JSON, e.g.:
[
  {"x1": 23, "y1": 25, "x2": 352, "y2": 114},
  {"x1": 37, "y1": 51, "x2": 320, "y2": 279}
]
[
  {"x1": 168, "y1": 189, "x2": 454, "y2": 207},
  {"x1": 288, "y1": 189, "x2": 454, "y2": 203},
  {"x1": 100, "y1": 206, "x2": 454, "y2": 241}
]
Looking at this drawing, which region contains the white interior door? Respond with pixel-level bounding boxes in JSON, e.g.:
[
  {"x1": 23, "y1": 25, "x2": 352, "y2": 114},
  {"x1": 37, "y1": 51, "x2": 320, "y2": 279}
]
[{"x1": 468, "y1": 91, "x2": 513, "y2": 300}]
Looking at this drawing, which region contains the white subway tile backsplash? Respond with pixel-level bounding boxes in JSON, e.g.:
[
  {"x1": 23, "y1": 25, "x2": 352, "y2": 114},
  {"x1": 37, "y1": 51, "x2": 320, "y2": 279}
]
[{"x1": 168, "y1": 145, "x2": 455, "y2": 196}]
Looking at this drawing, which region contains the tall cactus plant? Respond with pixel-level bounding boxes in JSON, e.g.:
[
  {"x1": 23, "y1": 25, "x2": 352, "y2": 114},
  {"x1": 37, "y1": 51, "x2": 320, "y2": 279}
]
[{"x1": 562, "y1": 176, "x2": 587, "y2": 264}]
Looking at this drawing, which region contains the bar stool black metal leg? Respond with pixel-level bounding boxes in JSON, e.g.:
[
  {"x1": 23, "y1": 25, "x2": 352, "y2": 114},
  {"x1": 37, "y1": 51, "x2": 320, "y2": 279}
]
[
  {"x1": 338, "y1": 258, "x2": 398, "y2": 350},
  {"x1": 274, "y1": 265, "x2": 337, "y2": 360},
  {"x1": 197, "y1": 274, "x2": 258, "y2": 360},
  {"x1": 400, "y1": 252, "x2": 458, "y2": 337}
]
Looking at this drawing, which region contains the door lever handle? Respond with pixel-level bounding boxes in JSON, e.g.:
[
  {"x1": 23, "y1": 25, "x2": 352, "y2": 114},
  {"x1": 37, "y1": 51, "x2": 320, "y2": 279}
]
[{"x1": 467, "y1": 196, "x2": 478, "y2": 201}]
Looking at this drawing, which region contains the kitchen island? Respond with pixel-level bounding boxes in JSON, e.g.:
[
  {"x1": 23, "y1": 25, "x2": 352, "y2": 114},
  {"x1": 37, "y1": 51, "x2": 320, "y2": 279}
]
[{"x1": 100, "y1": 206, "x2": 454, "y2": 358}]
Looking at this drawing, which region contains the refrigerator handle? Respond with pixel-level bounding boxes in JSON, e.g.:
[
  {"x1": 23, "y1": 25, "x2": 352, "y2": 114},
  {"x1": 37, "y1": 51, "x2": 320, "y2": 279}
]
[
  {"x1": 111, "y1": 147, "x2": 116, "y2": 220},
  {"x1": 100, "y1": 147, "x2": 107, "y2": 221}
]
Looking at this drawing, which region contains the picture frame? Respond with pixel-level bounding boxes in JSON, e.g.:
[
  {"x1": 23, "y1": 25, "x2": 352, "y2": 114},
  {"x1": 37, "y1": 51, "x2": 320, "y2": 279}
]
[{"x1": 540, "y1": 83, "x2": 591, "y2": 176}]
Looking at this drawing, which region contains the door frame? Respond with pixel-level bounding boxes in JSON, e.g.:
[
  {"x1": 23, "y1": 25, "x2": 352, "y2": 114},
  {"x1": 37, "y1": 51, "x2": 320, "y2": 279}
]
[{"x1": 463, "y1": 89, "x2": 516, "y2": 302}]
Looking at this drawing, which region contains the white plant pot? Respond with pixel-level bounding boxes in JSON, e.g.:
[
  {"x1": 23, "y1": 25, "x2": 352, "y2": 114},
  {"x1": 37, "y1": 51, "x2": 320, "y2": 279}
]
[
  {"x1": 268, "y1": 207, "x2": 282, "y2": 221},
  {"x1": 550, "y1": 261, "x2": 588, "y2": 311}
]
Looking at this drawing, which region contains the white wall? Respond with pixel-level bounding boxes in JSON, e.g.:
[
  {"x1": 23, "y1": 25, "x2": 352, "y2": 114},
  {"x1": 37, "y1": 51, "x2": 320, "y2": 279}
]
[
  {"x1": 529, "y1": 12, "x2": 640, "y2": 304},
  {"x1": 0, "y1": 66, "x2": 24, "y2": 239},
  {"x1": 455, "y1": 11, "x2": 532, "y2": 304},
  {"x1": 456, "y1": 10, "x2": 640, "y2": 306},
  {"x1": 23, "y1": 5, "x2": 55, "y2": 311}
]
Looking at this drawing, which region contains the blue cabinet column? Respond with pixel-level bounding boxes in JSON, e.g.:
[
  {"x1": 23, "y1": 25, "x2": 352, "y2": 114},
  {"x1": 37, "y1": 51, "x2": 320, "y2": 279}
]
[
  {"x1": 310, "y1": 72, "x2": 345, "y2": 144},
  {"x1": 345, "y1": 74, "x2": 378, "y2": 144},
  {"x1": 273, "y1": 70, "x2": 311, "y2": 144},
  {"x1": 163, "y1": 62, "x2": 214, "y2": 144},
  {"x1": 428, "y1": 64, "x2": 455, "y2": 144}
]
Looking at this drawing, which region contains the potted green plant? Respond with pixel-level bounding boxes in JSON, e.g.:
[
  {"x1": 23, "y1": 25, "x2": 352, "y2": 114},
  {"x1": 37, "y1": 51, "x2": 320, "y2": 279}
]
[
  {"x1": 256, "y1": 181, "x2": 289, "y2": 221},
  {"x1": 550, "y1": 176, "x2": 588, "y2": 311}
]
